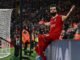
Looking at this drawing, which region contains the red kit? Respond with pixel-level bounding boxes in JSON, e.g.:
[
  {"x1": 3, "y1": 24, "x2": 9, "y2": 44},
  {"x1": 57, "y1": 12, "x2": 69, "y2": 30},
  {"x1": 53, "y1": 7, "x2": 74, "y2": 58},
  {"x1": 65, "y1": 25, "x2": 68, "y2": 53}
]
[{"x1": 35, "y1": 14, "x2": 63, "y2": 60}]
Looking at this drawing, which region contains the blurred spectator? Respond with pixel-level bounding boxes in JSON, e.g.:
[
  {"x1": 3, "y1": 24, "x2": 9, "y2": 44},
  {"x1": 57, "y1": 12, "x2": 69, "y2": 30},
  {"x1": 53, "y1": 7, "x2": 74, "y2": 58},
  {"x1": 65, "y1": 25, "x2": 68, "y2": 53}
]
[
  {"x1": 22, "y1": 26, "x2": 30, "y2": 55},
  {"x1": 74, "y1": 22, "x2": 80, "y2": 40}
]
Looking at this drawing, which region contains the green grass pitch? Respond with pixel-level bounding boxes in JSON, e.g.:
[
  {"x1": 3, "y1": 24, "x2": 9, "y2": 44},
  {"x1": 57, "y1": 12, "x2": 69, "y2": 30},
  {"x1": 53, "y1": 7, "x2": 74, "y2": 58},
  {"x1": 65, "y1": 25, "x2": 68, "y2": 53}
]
[{"x1": 0, "y1": 48, "x2": 37, "y2": 60}]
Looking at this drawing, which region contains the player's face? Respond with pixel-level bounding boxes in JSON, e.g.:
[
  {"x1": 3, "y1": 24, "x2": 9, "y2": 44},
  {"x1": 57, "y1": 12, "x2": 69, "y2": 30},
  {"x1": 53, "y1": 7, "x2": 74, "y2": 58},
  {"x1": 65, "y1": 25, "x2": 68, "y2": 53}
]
[{"x1": 50, "y1": 7, "x2": 57, "y2": 13}]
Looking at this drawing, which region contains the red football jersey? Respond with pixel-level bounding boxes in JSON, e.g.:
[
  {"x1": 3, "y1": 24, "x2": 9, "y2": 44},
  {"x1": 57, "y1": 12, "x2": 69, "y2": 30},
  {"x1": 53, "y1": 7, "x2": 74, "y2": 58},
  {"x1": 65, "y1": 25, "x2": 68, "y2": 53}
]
[{"x1": 49, "y1": 15, "x2": 63, "y2": 40}]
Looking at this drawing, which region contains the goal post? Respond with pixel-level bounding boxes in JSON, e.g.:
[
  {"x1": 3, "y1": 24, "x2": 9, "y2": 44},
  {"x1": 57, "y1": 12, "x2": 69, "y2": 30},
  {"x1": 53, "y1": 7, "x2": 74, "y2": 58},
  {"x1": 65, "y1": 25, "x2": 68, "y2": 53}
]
[{"x1": 0, "y1": 9, "x2": 12, "y2": 58}]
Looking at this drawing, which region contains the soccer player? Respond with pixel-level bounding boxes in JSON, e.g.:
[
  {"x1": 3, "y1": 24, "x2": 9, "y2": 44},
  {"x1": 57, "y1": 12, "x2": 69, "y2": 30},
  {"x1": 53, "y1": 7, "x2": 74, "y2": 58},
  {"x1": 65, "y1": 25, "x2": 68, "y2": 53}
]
[{"x1": 35, "y1": 4, "x2": 75, "y2": 60}]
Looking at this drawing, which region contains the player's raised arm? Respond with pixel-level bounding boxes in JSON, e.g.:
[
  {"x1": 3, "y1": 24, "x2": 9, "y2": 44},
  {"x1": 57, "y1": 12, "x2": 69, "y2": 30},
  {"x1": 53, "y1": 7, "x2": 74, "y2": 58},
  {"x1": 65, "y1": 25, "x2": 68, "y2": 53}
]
[{"x1": 62, "y1": 5, "x2": 75, "y2": 21}]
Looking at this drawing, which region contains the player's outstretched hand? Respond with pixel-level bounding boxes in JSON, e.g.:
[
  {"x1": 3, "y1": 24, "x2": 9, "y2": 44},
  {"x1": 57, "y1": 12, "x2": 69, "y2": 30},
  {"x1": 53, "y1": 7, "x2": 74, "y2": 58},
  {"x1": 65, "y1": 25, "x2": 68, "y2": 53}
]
[
  {"x1": 38, "y1": 20, "x2": 45, "y2": 25},
  {"x1": 70, "y1": 5, "x2": 75, "y2": 12}
]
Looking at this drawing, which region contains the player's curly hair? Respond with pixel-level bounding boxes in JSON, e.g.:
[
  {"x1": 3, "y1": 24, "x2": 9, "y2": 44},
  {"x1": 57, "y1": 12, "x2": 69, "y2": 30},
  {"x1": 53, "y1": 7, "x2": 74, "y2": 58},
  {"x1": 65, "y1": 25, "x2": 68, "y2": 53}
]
[{"x1": 50, "y1": 4, "x2": 61, "y2": 12}]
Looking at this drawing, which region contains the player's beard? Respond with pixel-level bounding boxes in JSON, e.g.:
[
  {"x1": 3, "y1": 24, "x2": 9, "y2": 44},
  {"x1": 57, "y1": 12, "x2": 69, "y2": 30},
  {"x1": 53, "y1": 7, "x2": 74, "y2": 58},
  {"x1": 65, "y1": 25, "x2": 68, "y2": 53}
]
[{"x1": 50, "y1": 12, "x2": 57, "y2": 17}]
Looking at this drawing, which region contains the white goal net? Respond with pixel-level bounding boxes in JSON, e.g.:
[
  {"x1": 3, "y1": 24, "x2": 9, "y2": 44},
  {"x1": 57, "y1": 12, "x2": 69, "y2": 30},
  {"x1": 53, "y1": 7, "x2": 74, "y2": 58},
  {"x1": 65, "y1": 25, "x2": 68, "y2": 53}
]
[{"x1": 0, "y1": 9, "x2": 12, "y2": 58}]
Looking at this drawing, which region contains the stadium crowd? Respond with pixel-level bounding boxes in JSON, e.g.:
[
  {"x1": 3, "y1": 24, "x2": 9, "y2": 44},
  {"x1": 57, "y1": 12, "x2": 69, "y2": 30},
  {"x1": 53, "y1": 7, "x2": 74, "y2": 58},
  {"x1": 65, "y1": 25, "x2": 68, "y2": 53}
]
[{"x1": 10, "y1": 0, "x2": 80, "y2": 41}]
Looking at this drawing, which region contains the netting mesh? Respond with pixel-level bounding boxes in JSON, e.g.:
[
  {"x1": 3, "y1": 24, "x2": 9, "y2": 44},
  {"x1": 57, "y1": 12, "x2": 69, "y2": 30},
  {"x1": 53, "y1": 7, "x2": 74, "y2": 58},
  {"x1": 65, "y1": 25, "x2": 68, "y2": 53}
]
[{"x1": 0, "y1": 9, "x2": 12, "y2": 58}]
